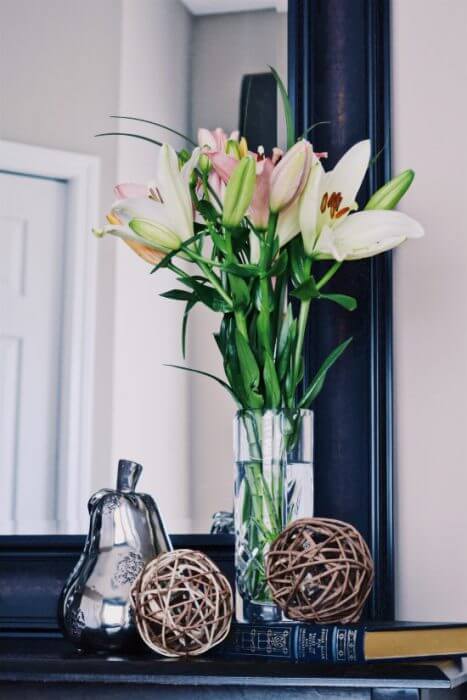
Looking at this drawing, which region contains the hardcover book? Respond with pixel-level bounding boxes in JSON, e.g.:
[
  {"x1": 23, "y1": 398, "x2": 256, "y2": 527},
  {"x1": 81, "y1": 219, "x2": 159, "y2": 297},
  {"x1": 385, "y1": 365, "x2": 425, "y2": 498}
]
[{"x1": 221, "y1": 622, "x2": 467, "y2": 664}]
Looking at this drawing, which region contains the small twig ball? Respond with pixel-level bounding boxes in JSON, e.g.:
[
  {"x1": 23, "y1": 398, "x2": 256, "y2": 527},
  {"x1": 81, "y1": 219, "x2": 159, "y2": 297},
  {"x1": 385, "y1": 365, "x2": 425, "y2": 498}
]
[
  {"x1": 266, "y1": 518, "x2": 374, "y2": 623},
  {"x1": 131, "y1": 549, "x2": 233, "y2": 657}
]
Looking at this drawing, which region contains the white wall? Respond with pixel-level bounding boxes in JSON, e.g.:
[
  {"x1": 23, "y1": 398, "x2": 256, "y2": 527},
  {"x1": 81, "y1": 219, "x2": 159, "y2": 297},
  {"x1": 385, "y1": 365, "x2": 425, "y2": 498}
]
[
  {"x1": 392, "y1": 0, "x2": 467, "y2": 619},
  {"x1": 188, "y1": 9, "x2": 287, "y2": 531},
  {"x1": 0, "y1": 0, "x2": 288, "y2": 535},
  {"x1": 0, "y1": 0, "x2": 121, "y2": 494},
  {"x1": 112, "y1": 0, "x2": 193, "y2": 532}
]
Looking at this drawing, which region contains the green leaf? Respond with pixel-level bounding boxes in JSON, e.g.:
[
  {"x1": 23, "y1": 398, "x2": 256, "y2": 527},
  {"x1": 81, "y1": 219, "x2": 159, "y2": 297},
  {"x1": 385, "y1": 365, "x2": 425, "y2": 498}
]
[
  {"x1": 229, "y1": 275, "x2": 251, "y2": 311},
  {"x1": 269, "y1": 65, "x2": 295, "y2": 149},
  {"x1": 178, "y1": 276, "x2": 231, "y2": 312},
  {"x1": 160, "y1": 289, "x2": 193, "y2": 302},
  {"x1": 263, "y1": 353, "x2": 281, "y2": 409},
  {"x1": 196, "y1": 199, "x2": 219, "y2": 223},
  {"x1": 181, "y1": 298, "x2": 197, "y2": 358},
  {"x1": 209, "y1": 228, "x2": 228, "y2": 254},
  {"x1": 235, "y1": 329, "x2": 260, "y2": 392},
  {"x1": 221, "y1": 261, "x2": 259, "y2": 278},
  {"x1": 319, "y1": 293, "x2": 357, "y2": 311},
  {"x1": 277, "y1": 318, "x2": 297, "y2": 383},
  {"x1": 299, "y1": 337, "x2": 353, "y2": 408},
  {"x1": 289, "y1": 237, "x2": 309, "y2": 286},
  {"x1": 164, "y1": 364, "x2": 240, "y2": 405},
  {"x1": 301, "y1": 120, "x2": 331, "y2": 140},
  {"x1": 276, "y1": 304, "x2": 293, "y2": 362},
  {"x1": 268, "y1": 250, "x2": 288, "y2": 278},
  {"x1": 109, "y1": 115, "x2": 197, "y2": 146},
  {"x1": 290, "y1": 277, "x2": 320, "y2": 301}
]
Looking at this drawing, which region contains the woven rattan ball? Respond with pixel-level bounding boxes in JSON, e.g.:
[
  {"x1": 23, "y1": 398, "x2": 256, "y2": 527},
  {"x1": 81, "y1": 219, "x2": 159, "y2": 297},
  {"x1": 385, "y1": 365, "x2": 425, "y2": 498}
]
[
  {"x1": 266, "y1": 518, "x2": 374, "y2": 623},
  {"x1": 131, "y1": 549, "x2": 233, "y2": 657}
]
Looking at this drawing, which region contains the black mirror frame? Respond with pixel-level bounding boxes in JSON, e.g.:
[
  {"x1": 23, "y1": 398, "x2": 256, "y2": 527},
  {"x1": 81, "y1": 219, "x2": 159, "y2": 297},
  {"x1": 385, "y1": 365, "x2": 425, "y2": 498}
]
[
  {"x1": 0, "y1": 0, "x2": 394, "y2": 637},
  {"x1": 288, "y1": 0, "x2": 394, "y2": 620}
]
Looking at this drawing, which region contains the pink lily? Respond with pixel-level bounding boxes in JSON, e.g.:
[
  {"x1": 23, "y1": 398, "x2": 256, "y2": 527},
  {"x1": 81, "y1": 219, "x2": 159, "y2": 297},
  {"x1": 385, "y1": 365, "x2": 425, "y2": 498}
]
[
  {"x1": 197, "y1": 127, "x2": 239, "y2": 153},
  {"x1": 249, "y1": 158, "x2": 274, "y2": 230}
]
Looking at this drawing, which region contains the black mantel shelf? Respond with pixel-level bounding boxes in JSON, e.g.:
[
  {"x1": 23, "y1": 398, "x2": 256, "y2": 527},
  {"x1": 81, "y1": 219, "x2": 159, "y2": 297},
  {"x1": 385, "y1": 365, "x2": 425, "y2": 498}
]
[{"x1": 1, "y1": 638, "x2": 467, "y2": 694}]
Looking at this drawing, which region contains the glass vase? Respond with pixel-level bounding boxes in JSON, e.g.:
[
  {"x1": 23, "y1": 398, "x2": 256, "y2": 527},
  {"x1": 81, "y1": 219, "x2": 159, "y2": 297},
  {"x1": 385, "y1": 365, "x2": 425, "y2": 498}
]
[{"x1": 234, "y1": 409, "x2": 313, "y2": 623}]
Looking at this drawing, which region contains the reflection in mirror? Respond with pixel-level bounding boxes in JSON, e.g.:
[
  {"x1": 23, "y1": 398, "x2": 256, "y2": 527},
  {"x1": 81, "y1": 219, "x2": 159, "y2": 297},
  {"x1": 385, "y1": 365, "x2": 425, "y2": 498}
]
[{"x1": 0, "y1": 0, "x2": 287, "y2": 535}]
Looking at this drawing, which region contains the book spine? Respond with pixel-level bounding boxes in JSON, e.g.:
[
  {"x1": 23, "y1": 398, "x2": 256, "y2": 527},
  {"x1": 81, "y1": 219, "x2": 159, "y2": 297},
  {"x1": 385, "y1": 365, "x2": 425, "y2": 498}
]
[{"x1": 224, "y1": 623, "x2": 365, "y2": 663}]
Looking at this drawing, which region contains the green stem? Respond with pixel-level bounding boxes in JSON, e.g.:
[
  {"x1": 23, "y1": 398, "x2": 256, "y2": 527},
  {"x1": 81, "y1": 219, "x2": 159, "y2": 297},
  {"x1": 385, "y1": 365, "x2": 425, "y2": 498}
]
[
  {"x1": 316, "y1": 260, "x2": 342, "y2": 290},
  {"x1": 197, "y1": 261, "x2": 233, "y2": 308},
  {"x1": 257, "y1": 212, "x2": 279, "y2": 358},
  {"x1": 293, "y1": 298, "x2": 311, "y2": 390},
  {"x1": 195, "y1": 168, "x2": 223, "y2": 211},
  {"x1": 235, "y1": 310, "x2": 248, "y2": 340}
]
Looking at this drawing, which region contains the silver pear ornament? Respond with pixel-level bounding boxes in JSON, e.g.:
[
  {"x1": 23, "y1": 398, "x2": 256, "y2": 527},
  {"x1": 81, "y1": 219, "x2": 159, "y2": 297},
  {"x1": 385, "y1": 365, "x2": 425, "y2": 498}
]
[{"x1": 59, "y1": 459, "x2": 171, "y2": 652}]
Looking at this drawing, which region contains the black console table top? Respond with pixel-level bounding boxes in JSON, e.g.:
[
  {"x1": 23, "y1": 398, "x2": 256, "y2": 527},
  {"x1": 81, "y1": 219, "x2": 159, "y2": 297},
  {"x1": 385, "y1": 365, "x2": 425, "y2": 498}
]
[{"x1": 1, "y1": 637, "x2": 467, "y2": 690}]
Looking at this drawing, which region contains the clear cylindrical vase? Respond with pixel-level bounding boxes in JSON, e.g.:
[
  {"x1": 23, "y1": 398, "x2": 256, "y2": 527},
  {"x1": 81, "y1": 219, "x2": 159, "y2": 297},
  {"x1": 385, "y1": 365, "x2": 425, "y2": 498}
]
[{"x1": 234, "y1": 409, "x2": 313, "y2": 623}]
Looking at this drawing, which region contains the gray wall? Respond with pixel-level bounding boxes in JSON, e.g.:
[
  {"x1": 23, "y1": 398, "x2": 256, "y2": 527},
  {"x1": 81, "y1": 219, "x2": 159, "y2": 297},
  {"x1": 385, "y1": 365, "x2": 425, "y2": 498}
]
[
  {"x1": 188, "y1": 9, "x2": 287, "y2": 531},
  {"x1": 393, "y1": 0, "x2": 467, "y2": 620},
  {"x1": 0, "y1": 0, "x2": 121, "y2": 492}
]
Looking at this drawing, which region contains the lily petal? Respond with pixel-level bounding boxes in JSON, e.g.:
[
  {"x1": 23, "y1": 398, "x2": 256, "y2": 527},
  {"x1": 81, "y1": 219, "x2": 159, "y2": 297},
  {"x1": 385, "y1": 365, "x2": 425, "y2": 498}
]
[
  {"x1": 276, "y1": 198, "x2": 301, "y2": 248},
  {"x1": 198, "y1": 128, "x2": 217, "y2": 150},
  {"x1": 124, "y1": 239, "x2": 166, "y2": 265},
  {"x1": 327, "y1": 140, "x2": 371, "y2": 206},
  {"x1": 270, "y1": 140, "x2": 313, "y2": 213},
  {"x1": 299, "y1": 159, "x2": 324, "y2": 255},
  {"x1": 315, "y1": 210, "x2": 424, "y2": 261},
  {"x1": 111, "y1": 196, "x2": 171, "y2": 226},
  {"x1": 214, "y1": 127, "x2": 228, "y2": 152},
  {"x1": 250, "y1": 158, "x2": 274, "y2": 230},
  {"x1": 210, "y1": 152, "x2": 238, "y2": 183},
  {"x1": 181, "y1": 147, "x2": 200, "y2": 185},
  {"x1": 158, "y1": 143, "x2": 193, "y2": 240}
]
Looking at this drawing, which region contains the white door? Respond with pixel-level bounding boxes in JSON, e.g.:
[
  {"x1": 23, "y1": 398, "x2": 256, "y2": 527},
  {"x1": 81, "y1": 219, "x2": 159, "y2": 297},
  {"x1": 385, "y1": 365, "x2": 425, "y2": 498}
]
[{"x1": 0, "y1": 172, "x2": 67, "y2": 533}]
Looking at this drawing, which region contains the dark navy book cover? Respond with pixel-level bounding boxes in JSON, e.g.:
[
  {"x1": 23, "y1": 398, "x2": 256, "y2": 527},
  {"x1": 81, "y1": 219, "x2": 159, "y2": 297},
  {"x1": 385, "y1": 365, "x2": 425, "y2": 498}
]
[{"x1": 224, "y1": 623, "x2": 365, "y2": 663}]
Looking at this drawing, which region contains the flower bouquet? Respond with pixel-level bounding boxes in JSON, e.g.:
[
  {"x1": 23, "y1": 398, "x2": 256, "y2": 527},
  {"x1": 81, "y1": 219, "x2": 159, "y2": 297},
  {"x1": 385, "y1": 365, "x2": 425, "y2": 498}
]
[{"x1": 94, "y1": 69, "x2": 423, "y2": 622}]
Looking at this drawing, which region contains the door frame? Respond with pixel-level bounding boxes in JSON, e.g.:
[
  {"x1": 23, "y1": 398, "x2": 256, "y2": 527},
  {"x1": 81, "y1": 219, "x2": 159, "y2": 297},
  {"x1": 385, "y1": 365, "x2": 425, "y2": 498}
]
[{"x1": 0, "y1": 140, "x2": 100, "y2": 533}]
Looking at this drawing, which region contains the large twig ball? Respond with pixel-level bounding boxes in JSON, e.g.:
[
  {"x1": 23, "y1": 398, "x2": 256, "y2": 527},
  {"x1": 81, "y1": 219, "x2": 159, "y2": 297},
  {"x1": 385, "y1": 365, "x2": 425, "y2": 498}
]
[
  {"x1": 131, "y1": 549, "x2": 233, "y2": 657},
  {"x1": 266, "y1": 518, "x2": 374, "y2": 623}
]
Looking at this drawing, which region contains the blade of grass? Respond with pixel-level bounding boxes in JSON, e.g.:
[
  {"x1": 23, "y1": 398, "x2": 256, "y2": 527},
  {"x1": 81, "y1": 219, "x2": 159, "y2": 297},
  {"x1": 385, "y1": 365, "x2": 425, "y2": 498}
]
[
  {"x1": 109, "y1": 116, "x2": 197, "y2": 146},
  {"x1": 269, "y1": 65, "x2": 295, "y2": 149}
]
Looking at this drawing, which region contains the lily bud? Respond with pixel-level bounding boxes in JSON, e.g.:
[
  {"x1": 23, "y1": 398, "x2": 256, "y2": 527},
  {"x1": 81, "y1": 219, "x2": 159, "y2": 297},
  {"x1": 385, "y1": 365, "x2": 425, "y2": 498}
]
[
  {"x1": 269, "y1": 140, "x2": 313, "y2": 214},
  {"x1": 129, "y1": 218, "x2": 182, "y2": 253},
  {"x1": 226, "y1": 139, "x2": 240, "y2": 159},
  {"x1": 239, "y1": 137, "x2": 248, "y2": 158},
  {"x1": 222, "y1": 156, "x2": 256, "y2": 228},
  {"x1": 198, "y1": 153, "x2": 211, "y2": 176},
  {"x1": 365, "y1": 169, "x2": 415, "y2": 211}
]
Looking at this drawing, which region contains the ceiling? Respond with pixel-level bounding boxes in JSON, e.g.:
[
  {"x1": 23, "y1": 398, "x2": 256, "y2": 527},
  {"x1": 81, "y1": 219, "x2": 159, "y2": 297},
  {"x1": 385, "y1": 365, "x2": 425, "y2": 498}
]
[{"x1": 181, "y1": 0, "x2": 286, "y2": 15}]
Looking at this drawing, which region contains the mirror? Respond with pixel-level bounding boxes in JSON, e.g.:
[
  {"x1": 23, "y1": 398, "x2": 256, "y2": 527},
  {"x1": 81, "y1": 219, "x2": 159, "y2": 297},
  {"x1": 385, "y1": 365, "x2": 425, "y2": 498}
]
[{"x1": 0, "y1": 0, "x2": 288, "y2": 535}]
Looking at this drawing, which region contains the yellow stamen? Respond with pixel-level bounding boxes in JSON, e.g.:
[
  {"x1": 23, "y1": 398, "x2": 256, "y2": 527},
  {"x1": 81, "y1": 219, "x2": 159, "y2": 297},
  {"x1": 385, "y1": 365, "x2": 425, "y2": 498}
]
[{"x1": 106, "y1": 212, "x2": 122, "y2": 225}]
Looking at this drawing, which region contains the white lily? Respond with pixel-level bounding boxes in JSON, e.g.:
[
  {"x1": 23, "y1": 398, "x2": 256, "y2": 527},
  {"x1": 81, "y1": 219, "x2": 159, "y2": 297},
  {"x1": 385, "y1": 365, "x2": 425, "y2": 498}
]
[
  {"x1": 94, "y1": 144, "x2": 199, "y2": 259},
  {"x1": 315, "y1": 210, "x2": 424, "y2": 261},
  {"x1": 299, "y1": 139, "x2": 424, "y2": 260}
]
